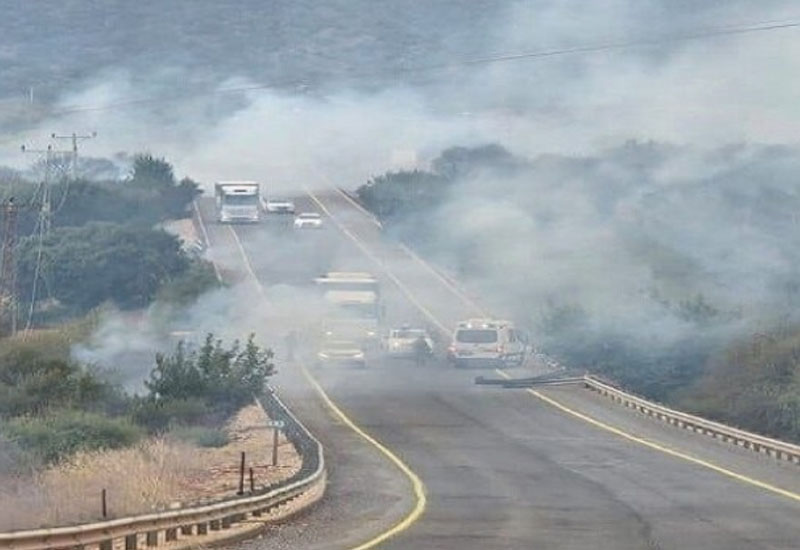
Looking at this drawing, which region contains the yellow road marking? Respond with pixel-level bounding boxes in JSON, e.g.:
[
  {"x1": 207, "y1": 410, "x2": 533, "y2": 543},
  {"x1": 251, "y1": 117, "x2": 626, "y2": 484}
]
[
  {"x1": 494, "y1": 369, "x2": 800, "y2": 504},
  {"x1": 218, "y1": 202, "x2": 428, "y2": 549},
  {"x1": 300, "y1": 364, "x2": 427, "y2": 550},
  {"x1": 307, "y1": 187, "x2": 800, "y2": 506}
]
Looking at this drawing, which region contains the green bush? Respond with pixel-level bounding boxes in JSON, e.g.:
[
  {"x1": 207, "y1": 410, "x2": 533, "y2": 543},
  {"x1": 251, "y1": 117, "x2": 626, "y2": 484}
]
[
  {"x1": 0, "y1": 347, "x2": 120, "y2": 418},
  {"x1": 3, "y1": 411, "x2": 143, "y2": 464},
  {"x1": 130, "y1": 396, "x2": 208, "y2": 433},
  {"x1": 170, "y1": 426, "x2": 229, "y2": 448},
  {"x1": 681, "y1": 329, "x2": 800, "y2": 442},
  {"x1": 17, "y1": 222, "x2": 190, "y2": 313},
  {"x1": 145, "y1": 334, "x2": 274, "y2": 414},
  {"x1": 156, "y1": 259, "x2": 220, "y2": 305}
]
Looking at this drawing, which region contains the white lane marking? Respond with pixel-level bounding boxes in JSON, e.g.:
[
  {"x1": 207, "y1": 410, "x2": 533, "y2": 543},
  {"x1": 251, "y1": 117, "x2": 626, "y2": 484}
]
[
  {"x1": 193, "y1": 199, "x2": 222, "y2": 282},
  {"x1": 227, "y1": 225, "x2": 266, "y2": 298},
  {"x1": 311, "y1": 185, "x2": 800, "y2": 506},
  {"x1": 305, "y1": 187, "x2": 450, "y2": 334},
  {"x1": 331, "y1": 186, "x2": 486, "y2": 316},
  {"x1": 333, "y1": 186, "x2": 383, "y2": 229}
]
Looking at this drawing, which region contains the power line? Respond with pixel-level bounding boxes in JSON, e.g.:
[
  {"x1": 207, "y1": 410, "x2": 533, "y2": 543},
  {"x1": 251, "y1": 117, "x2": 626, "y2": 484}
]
[
  {"x1": 35, "y1": 16, "x2": 800, "y2": 117},
  {"x1": 51, "y1": 131, "x2": 97, "y2": 180},
  {"x1": 50, "y1": 131, "x2": 97, "y2": 213},
  {"x1": 0, "y1": 199, "x2": 19, "y2": 335}
]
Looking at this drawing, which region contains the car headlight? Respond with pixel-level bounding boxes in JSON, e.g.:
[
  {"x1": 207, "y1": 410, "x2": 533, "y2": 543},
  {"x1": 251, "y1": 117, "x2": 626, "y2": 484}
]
[
  {"x1": 390, "y1": 342, "x2": 400, "y2": 348},
  {"x1": 318, "y1": 352, "x2": 329, "y2": 359},
  {"x1": 366, "y1": 331, "x2": 376, "y2": 337},
  {"x1": 353, "y1": 351, "x2": 365, "y2": 359}
]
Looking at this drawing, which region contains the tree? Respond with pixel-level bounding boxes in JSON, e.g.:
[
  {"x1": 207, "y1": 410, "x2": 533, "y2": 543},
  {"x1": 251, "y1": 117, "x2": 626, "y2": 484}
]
[
  {"x1": 17, "y1": 223, "x2": 189, "y2": 313},
  {"x1": 128, "y1": 154, "x2": 200, "y2": 219},
  {"x1": 129, "y1": 154, "x2": 175, "y2": 190},
  {"x1": 431, "y1": 144, "x2": 520, "y2": 180},
  {"x1": 145, "y1": 334, "x2": 275, "y2": 414}
]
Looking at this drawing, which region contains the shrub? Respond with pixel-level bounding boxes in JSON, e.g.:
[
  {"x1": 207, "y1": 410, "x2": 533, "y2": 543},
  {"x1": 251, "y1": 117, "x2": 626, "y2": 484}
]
[
  {"x1": 169, "y1": 426, "x2": 229, "y2": 448},
  {"x1": 131, "y1": 396, "x2": 208, "y2": 433},
  {"x1": 0, "y1": 348, "x2": 120, "y2": 418},
  {"x1": 155, "y1": 259, "x2": 219, "y2": 305},
  {"x1": 3, "y1": 411, "x2": 143, "y2": 464},
  {"x1": 17, "y1": 223, "x2": 190, "y2": 313},
  {"x1": 145, "y1": 334, "x2": 274, "y2": 414}
]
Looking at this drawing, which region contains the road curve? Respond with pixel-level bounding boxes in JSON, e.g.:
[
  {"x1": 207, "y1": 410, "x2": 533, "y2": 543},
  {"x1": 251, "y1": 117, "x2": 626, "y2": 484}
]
[{"x1": 199, "y1": 192, "x2": 800, "y2": 550}]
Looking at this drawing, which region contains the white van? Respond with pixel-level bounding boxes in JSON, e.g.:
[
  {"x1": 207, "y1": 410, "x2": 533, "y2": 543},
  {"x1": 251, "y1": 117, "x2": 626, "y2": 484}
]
[{"x1": 448, "y1": 318, "x2": 527, "y2": 368}]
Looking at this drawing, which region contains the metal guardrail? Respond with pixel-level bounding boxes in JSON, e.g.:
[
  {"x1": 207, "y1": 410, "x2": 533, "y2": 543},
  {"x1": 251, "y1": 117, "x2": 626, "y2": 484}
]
[
  {"x1": 336, "y1": 189, "x2": 800, "y2": 467},
  {"x1": 583, "y1": 376, "x2": 800, "y2": 464},
  {"x1": 0, "y1": 389, "x2": 325, "y2": 550}
]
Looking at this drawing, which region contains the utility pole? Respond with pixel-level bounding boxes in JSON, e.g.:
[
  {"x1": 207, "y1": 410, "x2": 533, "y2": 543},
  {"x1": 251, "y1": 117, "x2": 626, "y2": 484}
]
[
  {"x1": 21, "y1": 140, "x2": 72, "y2": 235},
  {"x1": 51, "y1": 131, "x2": 97, "y2": 180},
  {"x1": 0, "y1": 199, "x2": 19, "y2": 335}
]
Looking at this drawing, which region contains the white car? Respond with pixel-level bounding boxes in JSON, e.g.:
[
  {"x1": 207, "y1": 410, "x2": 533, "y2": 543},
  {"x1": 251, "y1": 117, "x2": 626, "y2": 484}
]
[
  {"x1": 264, "y1": 197, "x2": 296, "y2": 214},
  {"x1": 317, "y1": 340, "x2": 366, "y2": 367},
  {"x1": 448, "y1": 318, "x2": 528, "y2": 368},
  {"x1": 294, "y1": 212, "x2": 323, "y2": 229},
  {"x1": 385, "y1": 327, "x2": 434, "y2": 358}
]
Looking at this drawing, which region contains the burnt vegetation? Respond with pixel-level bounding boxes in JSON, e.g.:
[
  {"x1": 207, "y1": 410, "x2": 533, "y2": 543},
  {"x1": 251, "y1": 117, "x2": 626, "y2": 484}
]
[{"x1": 358, "y1": 142, "x2": 800, "y2": 442}]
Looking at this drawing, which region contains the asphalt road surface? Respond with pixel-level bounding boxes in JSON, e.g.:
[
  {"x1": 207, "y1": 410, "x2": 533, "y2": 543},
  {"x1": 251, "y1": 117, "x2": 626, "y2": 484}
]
[{"x1": 197, "y1": 191, "x2": 800, "y2": 550}]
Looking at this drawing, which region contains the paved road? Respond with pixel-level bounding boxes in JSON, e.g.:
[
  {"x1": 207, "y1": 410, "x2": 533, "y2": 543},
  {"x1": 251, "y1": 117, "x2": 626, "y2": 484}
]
[{"x1": 197, "y1": 193, "x2": 800, "y2": 550}]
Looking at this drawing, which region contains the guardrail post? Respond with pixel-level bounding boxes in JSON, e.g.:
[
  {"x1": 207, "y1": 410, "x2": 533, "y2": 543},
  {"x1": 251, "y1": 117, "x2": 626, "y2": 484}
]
[
  {"x1": 210, "y1": 519, "x2": 221, "y2": 531},
  {"x1": 146, "y1": 530, "x2": 159, "y2": 546},
  {"x1": 196, "y1": 522, "x2": 208, "y2": 535},
  {"x1": 180, "y1": 525, "x2": 193, "y2": 536},
  {"x1": 166, "y1": 527, "x2": 178, "y2": 541},
  {"x1": 238, "y1": 451, "x2": 246, "y2": 496},
  {"x1": 125, "y1": 534, "x2": 138, "y2": 550},
  {"x1": 221, "y1": 515, "x2": 234, "y2": 529}
]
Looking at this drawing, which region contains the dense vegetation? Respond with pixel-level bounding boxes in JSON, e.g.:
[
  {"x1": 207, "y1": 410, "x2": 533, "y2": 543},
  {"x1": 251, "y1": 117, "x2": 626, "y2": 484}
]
[
  {"x1": 0, "y1": 332, "x2": 274, "y2": 465},
  {"x1": 0, "y1": 153, "x2": 234, "y2": 465},
  {"x1": 1, "y1": 154, "x2": 213, "y2": 321},
  {"x1": 357, "y1": 143, "x2": 800, "y2": 442}
]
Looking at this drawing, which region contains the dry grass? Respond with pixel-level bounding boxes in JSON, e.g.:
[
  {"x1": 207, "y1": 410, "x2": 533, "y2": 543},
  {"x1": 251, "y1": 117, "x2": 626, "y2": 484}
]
[{"x1": 0, "y1": 405, "x2": 302, "y2": 532}]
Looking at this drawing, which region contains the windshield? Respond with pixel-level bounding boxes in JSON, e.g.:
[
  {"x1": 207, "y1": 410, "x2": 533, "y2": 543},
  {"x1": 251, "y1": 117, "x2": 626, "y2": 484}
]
[
  {"x1": 223, "y1": 195, "x2": 258, "y2": 206},
  {"x1": 455, "y1": 329, "x2": 498, "y2": 343},
  {"x1": 332, "y1": 302, "x2": 378, "y2": 319}
]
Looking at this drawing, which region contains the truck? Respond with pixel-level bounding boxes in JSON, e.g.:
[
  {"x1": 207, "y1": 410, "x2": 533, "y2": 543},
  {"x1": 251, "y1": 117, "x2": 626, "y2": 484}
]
[
  {"x1": 315, "y1": 272, "x2": 382, "y2": 348},
  {"x1": 214, "y1": 181, "x2": 261, "y2": 223}
]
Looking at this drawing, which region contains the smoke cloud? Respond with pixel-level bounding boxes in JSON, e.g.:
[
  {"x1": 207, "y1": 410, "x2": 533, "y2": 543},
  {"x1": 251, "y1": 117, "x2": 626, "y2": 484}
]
[{"x1": 2, "y1": 0, "x2": 800, "y2": 383}]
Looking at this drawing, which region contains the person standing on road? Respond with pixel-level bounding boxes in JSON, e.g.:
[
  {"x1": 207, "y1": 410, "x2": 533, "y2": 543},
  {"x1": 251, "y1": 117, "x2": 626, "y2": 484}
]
[{"x1": 413, "y1": 334, "x2": 431, "y2": 366}]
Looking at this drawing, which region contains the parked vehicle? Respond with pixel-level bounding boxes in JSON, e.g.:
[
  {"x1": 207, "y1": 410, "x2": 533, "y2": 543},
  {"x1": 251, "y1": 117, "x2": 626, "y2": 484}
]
[
  {"x1": 385, "y1": 326, "x2": 434, "y2": 358},
  {"x1": 448, "y1": 318, "x2": 527, "y2": 368},
  {"x1": 264, "y1": 197, "x2": 296, "y2": 214},
  {"x1": 294, "y1": 212, "x2": 323, "y2": 229},
  {"x1": 317, "y1": 339, "x2": 366, "y2": 368}
]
